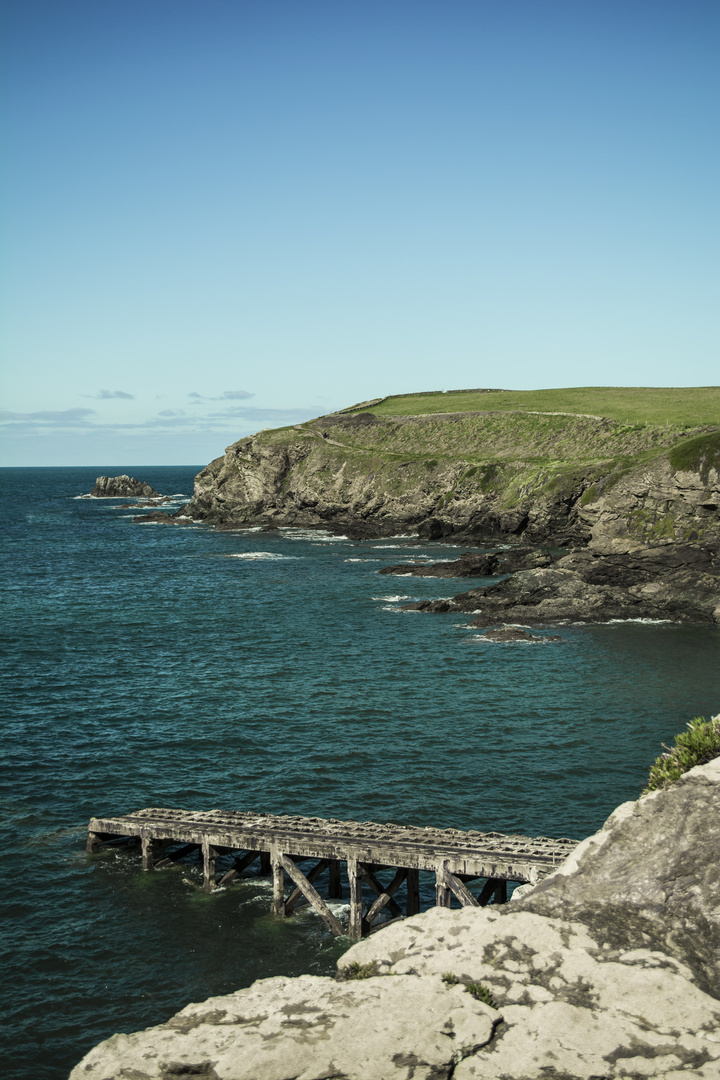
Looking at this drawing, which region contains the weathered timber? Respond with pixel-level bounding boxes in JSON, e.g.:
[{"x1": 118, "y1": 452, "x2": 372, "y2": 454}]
[
  {"x1": 365, "y1": 868, "x2": 408, "y2": 927},
  {"x1": 406, "y1": 868, "x2": 420, "y2": 916},
  {"x1": 477, "y1": 877, "x2": 507, "y2": 906},
  {"x1": 86, "y1": 807, "x2": 579, "y2": 939},
  {"x1": 277, "y1": 854, "x2": 344, "y2": 936},
  {"x1": 360, "y1": 864, "x2": 404, "y2": 921},
  {"x1": 329, "y1": 859, "x2": 342, "y2": 898},
  {"x1": 439, "y1": 862, "x2": 479, "y2": 908},
  {"x1": 285, "y1": 859, "x2": 330, "y2": 914}
]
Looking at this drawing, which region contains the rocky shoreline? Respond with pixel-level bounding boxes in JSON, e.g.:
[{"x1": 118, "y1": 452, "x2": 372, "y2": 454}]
[
  {"x1": 390, "y1": 543, "x2": 720, "y2": 624},
  {"x1": 127, "y1": 411, "x2": 720, "y2": 624}
]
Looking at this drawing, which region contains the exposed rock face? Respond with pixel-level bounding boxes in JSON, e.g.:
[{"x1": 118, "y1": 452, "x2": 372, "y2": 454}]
[
  {"x1": 70, "y1": 758, "x2": 720, "y2": 1080},
  {"x1": 171, "y1": 410, "x2": 719, "y2": 619},
  {"x1": 89, "y1": 475, "x2": 162, "y2": 498},
  {"x1": 378, "y1": 548, "x2": 553, "y2": 578},
  {"x1": 404, "y1": 542, "x2": 720, "y2": 623},
  {"x1": 181, "y1": 414, "x2": 719, "y2": 550},
  {"x1": 69, "y1": 975, "x2": 497, "y2": 1080}
]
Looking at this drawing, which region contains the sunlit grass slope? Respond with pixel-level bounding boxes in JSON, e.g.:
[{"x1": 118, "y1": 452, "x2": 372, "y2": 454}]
[{"x1": 360, "y1": 387, "x2": 720, "y2": 427}]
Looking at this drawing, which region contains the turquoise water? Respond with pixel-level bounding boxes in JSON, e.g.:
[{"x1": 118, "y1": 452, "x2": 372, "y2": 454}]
[{"x1": 1, "y1": 465, "x2": 718, "y2": 1079}]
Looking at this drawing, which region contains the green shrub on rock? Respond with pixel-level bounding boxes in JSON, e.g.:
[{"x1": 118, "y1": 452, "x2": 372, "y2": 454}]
[
  {"x1": 643, "y1": 715, "x2": 720, "y2": 794},
  {"x1": 337, "y1": 961, "x2": 378, "y2": 981}
]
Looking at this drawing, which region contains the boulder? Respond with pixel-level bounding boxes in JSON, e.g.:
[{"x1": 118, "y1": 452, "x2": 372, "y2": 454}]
[
  {"x1": 89, "y1": 475, "x2": 162, "y2": 498},
  {"x1": 69, "y1": 756, "x2": 720, "y2": 1079}
]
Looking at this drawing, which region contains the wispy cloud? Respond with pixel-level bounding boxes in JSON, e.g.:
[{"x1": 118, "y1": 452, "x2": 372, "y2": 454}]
[
  {"x1": 82, "y1": 389, "x2": 135, "y2": 400},
  {"x1": 0, "y1": 402, "x2": 323, "y2": 439},
  {"x1": 0, "y1": 407, "x2": 97, "y2": 431},
  {"x1": 188, "y1": 390, "x2": 255, "y2": 402}
]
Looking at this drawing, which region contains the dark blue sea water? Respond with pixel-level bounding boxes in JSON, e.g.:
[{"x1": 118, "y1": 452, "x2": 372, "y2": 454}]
[{"x1": 2, "y1": 465, "x2": 718, "y2": 1079}]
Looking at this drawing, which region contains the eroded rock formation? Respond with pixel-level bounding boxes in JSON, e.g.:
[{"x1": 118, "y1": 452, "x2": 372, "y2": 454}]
[
  {"x1": 403, "y1": 542, "x2": 720, "y2": 623},
  {"x1": 70, "y1": 755, "x2": 720, "y2": 1080},
  {"x1": 89, "y1": 475, "x2": 162, "y2": 499}
]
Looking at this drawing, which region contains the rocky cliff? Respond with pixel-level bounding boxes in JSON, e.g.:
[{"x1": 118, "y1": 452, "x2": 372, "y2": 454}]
[
  {"x1": 69, "y1": 751, "x2": 720, "y2": 1079},
  {"x1": 160, "y1": 403, "x2": 720, "y2": 622},
  {"x1": 179, "y1": 410, "x2": 719, "y2": 551}
]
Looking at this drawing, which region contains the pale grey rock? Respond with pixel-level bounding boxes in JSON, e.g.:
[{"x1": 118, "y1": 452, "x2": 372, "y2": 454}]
[
  {"x1": 89, "y1": 475, "x2": 162, "y2": 499},
  {"x1": 68, "y1": 973, "x2": 498, "y2": 1080}
]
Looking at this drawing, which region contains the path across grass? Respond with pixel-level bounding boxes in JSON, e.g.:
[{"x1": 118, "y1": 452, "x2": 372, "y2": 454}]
[{"x1": 361, "y1": 387, "x2": 720, "y2": 427}]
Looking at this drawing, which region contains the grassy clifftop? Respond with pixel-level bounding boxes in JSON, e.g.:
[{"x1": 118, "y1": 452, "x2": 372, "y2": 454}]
[{"x1": 353, "y1": 386, "x2": 720, "y2": 427}]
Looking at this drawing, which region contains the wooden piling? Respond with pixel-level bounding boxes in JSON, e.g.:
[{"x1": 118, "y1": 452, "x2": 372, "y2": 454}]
[
  {"x1": 347, "y1": 858, "x2": 363, "y2": 940},
  {"x1": 328, "y1": 859, "x2": 342, "y2": 899},
  {"x1": 406, "y1": 868, "x2": 420, "y2": 916}
]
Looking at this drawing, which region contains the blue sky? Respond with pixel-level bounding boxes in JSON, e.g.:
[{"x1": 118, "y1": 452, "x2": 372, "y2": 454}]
[{"x1": 1, "y1": 0, "x2": 718, "y2": 466}]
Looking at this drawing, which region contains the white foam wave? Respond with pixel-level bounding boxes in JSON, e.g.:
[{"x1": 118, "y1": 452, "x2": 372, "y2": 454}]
[
  {"x1": 603, "y1": 618, "x2": 675, "y2": 625},
  {"x1": 468, "y1": 635, "x2": 540, "y2": 645},
  {"x1": 279, "y1": 528, "x2": 348, "y2": 541},
  {"x1": 344, "y1": 558, "x2": 382, "y2": 562},
  {"x1": 225, "y1": 552, "x2": 300, "y2": 560},
  {"x1": 372, "y1": 595, "x2": 412, "y2": 602}
]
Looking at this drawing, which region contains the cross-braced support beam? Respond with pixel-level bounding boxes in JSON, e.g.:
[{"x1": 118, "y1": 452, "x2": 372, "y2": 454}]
[{"x1": 271, "y1": 851, "x2": 344, "y2": 937}]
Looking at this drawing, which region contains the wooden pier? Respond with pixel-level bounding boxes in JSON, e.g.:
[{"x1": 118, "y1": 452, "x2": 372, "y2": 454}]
[{"x1": 87, "y1": 807, "x2": 578, "y2": 940}]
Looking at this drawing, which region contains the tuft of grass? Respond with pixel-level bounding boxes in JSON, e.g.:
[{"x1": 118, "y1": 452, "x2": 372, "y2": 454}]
[
  {"x1": 642, "y1": 716, "x2": 720, "y2": 794},
  {"x1": 441, "y1": 972, "x2": 498, "y2": 1008},
  {"x1": 465, "y1": 981, "x2": 498, "y2": 1009},
  {"x1": 337, "y1": 961, "x2": 378, "y2": 981}
]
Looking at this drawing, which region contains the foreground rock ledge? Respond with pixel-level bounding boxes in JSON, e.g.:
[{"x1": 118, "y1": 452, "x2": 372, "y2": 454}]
[{"x1": 70, "y1": 757, "x2": 720, "y2": 1080}]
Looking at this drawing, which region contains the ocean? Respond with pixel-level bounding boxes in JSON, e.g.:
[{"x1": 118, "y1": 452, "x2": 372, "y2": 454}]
[{"x1": 2, "y1": 465, "x2": 718, "y2": 1080}]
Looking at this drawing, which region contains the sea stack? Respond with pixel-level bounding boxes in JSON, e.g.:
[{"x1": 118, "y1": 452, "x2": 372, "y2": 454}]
[{"x1": 89, "y1": 475, "x2": 162, "y2": 498}]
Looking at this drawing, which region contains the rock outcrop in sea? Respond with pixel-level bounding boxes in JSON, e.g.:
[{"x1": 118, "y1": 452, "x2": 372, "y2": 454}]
[
  {"x1": 89, "y1": 475, "x2": 162, "y2": 498},
  {"x1": 401, "y1": 542, "x2": 720, "y2": 623},
  {"x1": 70, "y1": 753, "x2": 720, "y2": 1079}
]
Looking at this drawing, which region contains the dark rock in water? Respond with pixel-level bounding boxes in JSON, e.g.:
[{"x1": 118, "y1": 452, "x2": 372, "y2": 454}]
[
  {"x1": 417, "y1": 517, "x2": 454, "y2": 540},
  {"x1": 379, "y1": 552, "x2": 500, "y2": 578},
  {"x1": 124, "y1": 498, "x2": 174, "y2": 509},
  {"x1": 404, "y1": 543, "x2": 720, "y2": 624},
  {"x1": 379, "y1": 547, "x2": 555, "y2": 579},
  {"x1": 90, "y1": 475, "x2": 161, "y2": 498},
  {"x1": 477, "y1": 626, "x2": 562, "y2": 643}
]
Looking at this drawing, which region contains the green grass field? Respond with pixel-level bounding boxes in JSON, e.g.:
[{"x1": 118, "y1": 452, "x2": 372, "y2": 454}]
[{"x1": 360, "y1": 387, "x2": 720, "y2": 427}]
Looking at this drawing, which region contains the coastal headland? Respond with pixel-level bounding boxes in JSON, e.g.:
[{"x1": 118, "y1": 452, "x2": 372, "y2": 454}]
[{"x1": 141, "y1": 386, "x2": 720, "y2": 623}]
